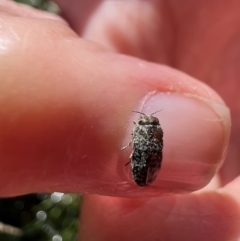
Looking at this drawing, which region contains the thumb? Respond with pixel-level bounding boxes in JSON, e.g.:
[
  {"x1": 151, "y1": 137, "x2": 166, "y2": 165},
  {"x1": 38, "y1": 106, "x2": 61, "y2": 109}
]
[{"x1": 0, "y1": 10, "x2": 230, "y2": 197}]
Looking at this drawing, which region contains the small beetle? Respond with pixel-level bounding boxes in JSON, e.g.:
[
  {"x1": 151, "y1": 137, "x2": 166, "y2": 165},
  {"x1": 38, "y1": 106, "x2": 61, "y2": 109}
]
[{"x1": 122, "y1": 110, "x2": 164, "y2": 186}]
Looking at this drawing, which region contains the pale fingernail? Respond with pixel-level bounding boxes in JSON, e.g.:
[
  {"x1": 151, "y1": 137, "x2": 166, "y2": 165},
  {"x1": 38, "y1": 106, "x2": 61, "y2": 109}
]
[{"x1": 122, "y1": 92, "x2": 230, "y2": 196}]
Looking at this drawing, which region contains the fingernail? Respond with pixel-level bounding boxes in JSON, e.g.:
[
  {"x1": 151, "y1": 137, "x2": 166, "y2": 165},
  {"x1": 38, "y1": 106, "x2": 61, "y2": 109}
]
[{"x1": 122, "y1": 92, "x2": 230, "y2": 195}]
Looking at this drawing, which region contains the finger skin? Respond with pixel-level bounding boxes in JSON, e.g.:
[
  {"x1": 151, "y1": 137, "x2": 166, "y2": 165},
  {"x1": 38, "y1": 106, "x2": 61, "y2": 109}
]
[
  {"x1": 0, "y1": 14, "x2": 230, "y2": 197},
  {"x1": 56, "y1": 0, "x2": 240, "y2": 185},
  {"x1": 79, "y1": 182, "x2": 240, "y2": 241}
]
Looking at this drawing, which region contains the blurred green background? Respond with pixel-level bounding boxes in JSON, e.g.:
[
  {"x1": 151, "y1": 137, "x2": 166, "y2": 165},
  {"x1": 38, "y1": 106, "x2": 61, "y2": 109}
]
[
  {"x1": 0, "y1": 1, "x2": 80, "y2": 241},
  {"x1": 15, "y1": 0, "x2": 60, "y2": 13},
  {"x1": 0, "y1": 193, "x2": 80, "y2": 241}
]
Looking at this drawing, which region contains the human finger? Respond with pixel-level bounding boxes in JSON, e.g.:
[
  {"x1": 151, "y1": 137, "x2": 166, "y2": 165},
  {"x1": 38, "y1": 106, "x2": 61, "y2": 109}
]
[
  {"x1": 79, "y1": 177, "x2": 240, "y2": 241},
  {"x1": 0, "y1": 10, "x2": 230, "y2": 197}
]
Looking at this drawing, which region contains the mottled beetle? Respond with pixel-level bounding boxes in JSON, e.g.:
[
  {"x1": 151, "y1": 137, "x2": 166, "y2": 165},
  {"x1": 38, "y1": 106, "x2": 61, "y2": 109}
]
[{"x1": 122, "y1": 110, "x2": 163, "y2": 186}]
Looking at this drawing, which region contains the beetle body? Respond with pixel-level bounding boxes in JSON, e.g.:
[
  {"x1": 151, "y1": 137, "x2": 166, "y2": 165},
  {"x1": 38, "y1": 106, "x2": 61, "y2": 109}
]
[{"x1": 122, "y1": 111, "x2": 164, "y2": 186}]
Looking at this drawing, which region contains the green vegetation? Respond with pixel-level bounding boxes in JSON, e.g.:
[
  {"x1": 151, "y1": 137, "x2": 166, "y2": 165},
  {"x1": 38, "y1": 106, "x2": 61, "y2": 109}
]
[
  {"x1": 0, "y1": 193, "x2": 80, "y2": 241},
  {"x1": 15, "y1": 0, "x2": 60, "y2": 14}
]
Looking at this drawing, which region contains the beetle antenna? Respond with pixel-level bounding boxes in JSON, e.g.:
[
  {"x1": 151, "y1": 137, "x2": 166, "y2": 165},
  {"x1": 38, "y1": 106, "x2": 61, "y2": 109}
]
[
  {"x1": 150, "y1": 110, "x2": 163, "y2": 116},
  {"x1": 132, "y1": 110, "x2": 146, "y2": 115}
]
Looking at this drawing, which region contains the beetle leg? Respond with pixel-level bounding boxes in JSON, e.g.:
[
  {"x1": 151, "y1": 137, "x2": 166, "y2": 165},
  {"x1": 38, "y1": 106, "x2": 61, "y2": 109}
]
[
  {"x1": 125, "y1": 160, "x2": 131, "y2": 166},
  {"x1": 121, "y1": 140, "x2": 132, "y2": 150}
]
